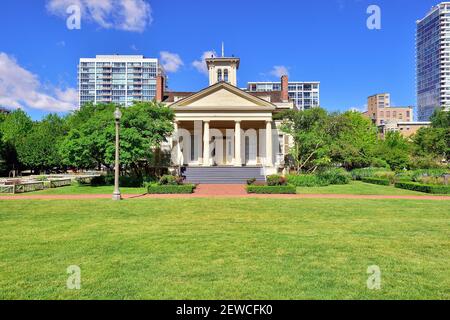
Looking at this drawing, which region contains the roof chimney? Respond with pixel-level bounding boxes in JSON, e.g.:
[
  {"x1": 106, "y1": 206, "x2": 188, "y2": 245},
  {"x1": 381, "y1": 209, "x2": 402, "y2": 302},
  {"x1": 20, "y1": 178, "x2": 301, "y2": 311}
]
[
  {"x1": 281, "y1": 75, "x2": 289, "y2": 102},
  {"x1": 156, "y1": 74, "x2": 165, "y2": 102}
]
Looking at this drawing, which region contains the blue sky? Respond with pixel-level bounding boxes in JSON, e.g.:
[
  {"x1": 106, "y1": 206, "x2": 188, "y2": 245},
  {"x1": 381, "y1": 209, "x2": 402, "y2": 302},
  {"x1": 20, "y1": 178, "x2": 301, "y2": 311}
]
[{"x1": 0, "y1": 0, "x2": 442, "y2": 120}]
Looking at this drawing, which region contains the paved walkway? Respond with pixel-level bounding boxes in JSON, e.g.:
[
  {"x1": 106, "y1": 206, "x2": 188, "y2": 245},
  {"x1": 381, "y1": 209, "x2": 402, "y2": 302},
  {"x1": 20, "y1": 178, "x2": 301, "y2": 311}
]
[{"x1": 1, "y1": 184, "x2": 449, "y2": 200}]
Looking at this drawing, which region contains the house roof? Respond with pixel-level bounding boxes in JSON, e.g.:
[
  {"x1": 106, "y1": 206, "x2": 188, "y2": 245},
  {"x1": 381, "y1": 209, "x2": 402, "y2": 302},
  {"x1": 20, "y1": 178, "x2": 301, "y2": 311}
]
[
  {"x1": 163, "y1": 88, "x2": 285, "y2": 104},
  {"x1": 168, "y1": 81, "x2": 276, "y2": 111}
]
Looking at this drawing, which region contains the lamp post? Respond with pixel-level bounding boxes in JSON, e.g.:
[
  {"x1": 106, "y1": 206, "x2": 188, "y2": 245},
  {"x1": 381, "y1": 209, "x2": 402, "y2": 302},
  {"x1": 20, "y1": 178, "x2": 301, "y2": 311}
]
[{"x1": 112, "y1": 107, "x2": 122, "y2": 201}]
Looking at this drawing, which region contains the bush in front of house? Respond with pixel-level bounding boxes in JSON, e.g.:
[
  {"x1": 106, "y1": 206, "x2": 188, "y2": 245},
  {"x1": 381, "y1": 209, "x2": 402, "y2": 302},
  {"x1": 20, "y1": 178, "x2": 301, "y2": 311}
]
[
  {"x1": 317, "y1": 168, "x2": 351, "y2": 185},
  {"x1": 286, "y1": 174, "x2": 329, "y2": 187},
  {"x1": 247, "y1": 185, "x2": 297, "y2": 194},
  {"x1": 147, "y1": 183, "x2": 196, "y2": 194},
  {"x1": 159, "y1": 175, "x2": 184, "y2": 186},
  {"x1": 361, "y1": 177, "x2": 391, "y2": 186},
  {"x1": 394, "y1": 181, "x2": 450, "y2": 195},
  {"x1": 266, "y1": 175, "x2": 287, "y2": 186}
]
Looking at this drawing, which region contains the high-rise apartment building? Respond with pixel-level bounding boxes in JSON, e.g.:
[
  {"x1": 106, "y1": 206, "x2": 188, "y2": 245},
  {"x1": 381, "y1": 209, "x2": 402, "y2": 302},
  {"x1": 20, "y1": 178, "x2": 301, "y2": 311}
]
[
  {"x1": 78, "y1": 55, "x2": 163, "y2": 108},
  {"x1": 417, "y1": 2, "x2": 450, "y2": 121},
  {"x1": 247, "y1": 78, "x2": 320, "y2": 110}
]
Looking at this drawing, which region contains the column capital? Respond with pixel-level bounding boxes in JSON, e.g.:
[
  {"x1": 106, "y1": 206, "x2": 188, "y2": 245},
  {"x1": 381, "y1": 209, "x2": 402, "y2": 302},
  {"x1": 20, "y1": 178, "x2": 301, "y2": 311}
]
[
  {"x1": 235, "y1": 120, "x2": 242, "y2": 123},
  {"x1": 265, "y1": 120, "x2": 272, "y2": 124},
  {"x1": 203, "y1": 120, "x2": 210, "y2": 123}
]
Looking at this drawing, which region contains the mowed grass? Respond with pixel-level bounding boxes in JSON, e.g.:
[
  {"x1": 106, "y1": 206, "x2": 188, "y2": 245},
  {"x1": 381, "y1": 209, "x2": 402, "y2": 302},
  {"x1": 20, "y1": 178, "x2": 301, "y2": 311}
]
[
  {"x1": 297, "y1": 181, "x2": 430, "y2": 195},
  {"x1": 0, "y1": 198, "x2": 449, "y2": 300}
]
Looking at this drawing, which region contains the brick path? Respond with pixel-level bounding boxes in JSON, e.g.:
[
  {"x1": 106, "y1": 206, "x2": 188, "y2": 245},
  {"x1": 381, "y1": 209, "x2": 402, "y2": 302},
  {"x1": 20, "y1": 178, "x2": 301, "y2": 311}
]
[{"x1": 0, "y1": 183, "x2": 449, "y2": 201}]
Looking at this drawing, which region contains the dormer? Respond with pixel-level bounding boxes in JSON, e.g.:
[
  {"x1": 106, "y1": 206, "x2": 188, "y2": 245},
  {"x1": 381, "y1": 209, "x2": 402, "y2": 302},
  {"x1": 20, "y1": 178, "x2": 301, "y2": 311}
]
[{"x1": 205, "y1": 56, "x2": 240, "y2": 87}]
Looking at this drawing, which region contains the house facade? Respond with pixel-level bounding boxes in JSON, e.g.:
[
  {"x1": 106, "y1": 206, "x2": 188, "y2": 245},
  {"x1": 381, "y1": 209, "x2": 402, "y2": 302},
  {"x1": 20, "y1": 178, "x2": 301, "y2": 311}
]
[{"x1": 157, "y1": 56, "x2": 294, "y2": 182}]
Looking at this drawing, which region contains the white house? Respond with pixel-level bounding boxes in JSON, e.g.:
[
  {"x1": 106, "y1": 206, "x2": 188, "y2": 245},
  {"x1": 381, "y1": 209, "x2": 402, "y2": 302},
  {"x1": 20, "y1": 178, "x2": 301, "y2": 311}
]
[{"x1": 157, "y1": 55, "x2": 294, "y2": 183}]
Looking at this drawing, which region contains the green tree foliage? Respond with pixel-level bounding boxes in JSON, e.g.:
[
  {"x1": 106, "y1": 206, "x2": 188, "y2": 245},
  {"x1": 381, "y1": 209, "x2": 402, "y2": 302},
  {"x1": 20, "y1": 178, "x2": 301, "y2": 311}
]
[
  {"x1": 59, "y1": 101, "x2": 174, "y2": 174},
  {"x1": 376, "y1": 131, "x2": 411, "y2": 170},
  {"x1": 0, "y1": 109, "x2": 33, "y2": 171},
  {"x1": 330, "y1": 111, "x2": 379, "y2": 169},
  {"x1": 280, "y1": 108, "x2": 332, "y2": 172},
  {"x1": 413, "y1": 109, "x2": 449, "y2": 164},
  {"x1": 280, "y1": 108, "x2": 382, "y2": 172},
  {"x1": 15, "y1": 114, "x2": 67, "y2": 172}
]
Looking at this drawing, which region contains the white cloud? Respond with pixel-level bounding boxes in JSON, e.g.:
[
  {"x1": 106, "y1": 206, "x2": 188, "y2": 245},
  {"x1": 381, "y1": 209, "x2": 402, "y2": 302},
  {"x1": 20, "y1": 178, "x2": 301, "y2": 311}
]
[
  {"x1": 160, "y1": 51, "x2": 183, "y2": 73},
  {"x1": 192, "y1": 50, "x2": 217, "y2": 76},
  {"x1": 269, "y1": 65, "x2": 289, "y2": 78},
  {"x1": 0, "y1": 52, "x2": 77, "y2": 112},
  {"x1": 46, "y1": 0, "x2": 152, "y2": 32}
]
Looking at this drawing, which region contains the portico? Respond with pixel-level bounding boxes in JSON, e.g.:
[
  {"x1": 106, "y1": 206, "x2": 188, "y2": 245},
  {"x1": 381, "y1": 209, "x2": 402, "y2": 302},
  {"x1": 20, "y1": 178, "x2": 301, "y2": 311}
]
[{"x1": 173, "y1": 119, "x2": 274, "y2": 168}]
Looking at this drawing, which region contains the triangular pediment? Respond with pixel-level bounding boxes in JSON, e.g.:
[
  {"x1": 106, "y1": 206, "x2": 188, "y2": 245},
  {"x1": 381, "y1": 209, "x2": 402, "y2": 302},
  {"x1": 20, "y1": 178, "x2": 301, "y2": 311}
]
[{"x1": 169, "y1": 82, "x2": 275, "y2": 110}]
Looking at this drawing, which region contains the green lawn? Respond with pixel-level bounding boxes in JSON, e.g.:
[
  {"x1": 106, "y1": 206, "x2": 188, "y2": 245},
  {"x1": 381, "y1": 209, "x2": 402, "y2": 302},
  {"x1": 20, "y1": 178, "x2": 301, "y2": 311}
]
[
  {"x1": 0, "y1": 198, "x2": 448, "y2": 299},
  {"x1": 297, "y1": 181, "x2": 430, "y2": 195}
]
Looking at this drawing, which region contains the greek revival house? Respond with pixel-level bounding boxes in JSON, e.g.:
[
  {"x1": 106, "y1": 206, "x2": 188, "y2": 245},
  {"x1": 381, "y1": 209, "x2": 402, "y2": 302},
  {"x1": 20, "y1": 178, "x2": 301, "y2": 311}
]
[{"x1": 157, "y1": 56, "x2": 294, "y2": 183}]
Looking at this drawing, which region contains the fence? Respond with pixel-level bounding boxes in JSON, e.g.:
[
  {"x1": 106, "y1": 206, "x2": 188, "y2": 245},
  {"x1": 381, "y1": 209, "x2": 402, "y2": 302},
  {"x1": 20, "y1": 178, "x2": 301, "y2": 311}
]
[{"x1": 48, "y1": 179, "x2": 72, "y2": 188}]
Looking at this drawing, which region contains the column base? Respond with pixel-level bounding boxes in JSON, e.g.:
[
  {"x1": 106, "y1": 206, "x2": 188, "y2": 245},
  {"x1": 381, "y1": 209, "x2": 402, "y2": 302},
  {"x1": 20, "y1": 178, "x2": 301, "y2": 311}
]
[{"x1": 112, "y1": 192, "x2": 122, "y2": 201}]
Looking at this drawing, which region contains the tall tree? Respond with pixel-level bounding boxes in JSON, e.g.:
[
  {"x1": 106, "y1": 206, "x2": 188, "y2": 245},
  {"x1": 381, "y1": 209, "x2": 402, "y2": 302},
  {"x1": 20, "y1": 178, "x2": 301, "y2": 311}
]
[
  {"x1": 0, "y1": 109, "x2": 33, "y2": 172},
  {"x1": 413, "y1": 109, "x2": 449, "y2": 164},
  {"x1": 280, "y1": 108, "x2": 333, "y2": 173},
  {"x1": 330, "y1": 111, "x2": 379, "y2": 169},
  {"x1": 16, "y1": 114, "x2": 67, "y2": 172},
  {"x1": 59, "y1": 101, "x2": 174, "y2": 174}
]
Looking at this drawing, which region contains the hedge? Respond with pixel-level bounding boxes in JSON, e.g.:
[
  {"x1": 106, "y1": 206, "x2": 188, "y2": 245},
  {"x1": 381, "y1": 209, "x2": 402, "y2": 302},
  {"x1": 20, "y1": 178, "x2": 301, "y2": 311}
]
[
  {"x1": 246, "y1": 185, "x2": 297, "y2": 194},
  {"x1": 361, "y1": 177, "x2": 391, "y2": 186},
  {"x1": 394, "y1": 182, "x2": 450, "y2": 195},
  {"x1": 147, "y1": 184, "x2": 196, "y2": 194}
]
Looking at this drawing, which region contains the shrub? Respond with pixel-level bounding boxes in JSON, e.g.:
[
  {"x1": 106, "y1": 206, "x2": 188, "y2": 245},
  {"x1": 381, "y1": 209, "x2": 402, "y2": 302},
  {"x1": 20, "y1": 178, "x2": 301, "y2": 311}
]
[
  {"x1": 266, "y1": 175, "x2": 287, "y2": 186},
  {"x1": 247, "y1": 185, "x2": 297, "y2": 194},
  {"x1": 159, "y1": 175, "x2": 183, "y2": 186},
  {"x1": 318, "y1": 168, "x2": 350, "y2": 185},
  {"x1": 147, "y1": 184, "x2": 196, "y2": 194},
  {"x1": 416, "y1": 176, "x2": 446, "y2": 185},
  {"x1": 286, "y1": 174, "x2": 329, "y2": 187},
  {"x1": 351, "y1": 167, "x2": 388, "y2": 180},
  {"x1": 394, "y1": 181, "x2": 450, "y2": 194},
  {"x1": 361, "y1": 177, "x2": 390, "y2": 186},
  {"x1": 373, "y1": 171, "x2": 396, "y2": 184},
  {"x1": 247, "y1": 178, "x2": 256, "y2": 186},
  {"x1": 410, "y1": 169, "x2": 449, "y2": 182},
  {"x1": 90, "y1": 175, "x2": 154, "y2": 187}
]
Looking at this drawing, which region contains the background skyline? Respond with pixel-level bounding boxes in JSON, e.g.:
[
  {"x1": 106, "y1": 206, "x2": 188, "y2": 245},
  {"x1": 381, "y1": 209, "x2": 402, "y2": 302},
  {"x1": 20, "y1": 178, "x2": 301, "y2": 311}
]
[{"x1": 0, "y1": 0, "x2": 443, "y2": 120}]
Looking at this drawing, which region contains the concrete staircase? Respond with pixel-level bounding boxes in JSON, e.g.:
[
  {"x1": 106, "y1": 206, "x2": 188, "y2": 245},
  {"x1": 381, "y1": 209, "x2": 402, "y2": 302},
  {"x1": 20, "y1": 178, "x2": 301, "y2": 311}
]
[{"x1": 181, "y1": 166, "x2": 266, "y2": 184}]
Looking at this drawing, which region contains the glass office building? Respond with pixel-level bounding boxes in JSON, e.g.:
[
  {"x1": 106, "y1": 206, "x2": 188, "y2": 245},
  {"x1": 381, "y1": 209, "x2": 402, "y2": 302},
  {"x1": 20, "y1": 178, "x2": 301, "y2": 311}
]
[
  {"x1": 247, "y1": 81, "x2": 320, "y2": 110},
  {"x1": 417, "y1": 2, "x2": 450, "y2": 121},
  {"x1": 78, "y1": 55, "x2": 161, "y2": 108}
]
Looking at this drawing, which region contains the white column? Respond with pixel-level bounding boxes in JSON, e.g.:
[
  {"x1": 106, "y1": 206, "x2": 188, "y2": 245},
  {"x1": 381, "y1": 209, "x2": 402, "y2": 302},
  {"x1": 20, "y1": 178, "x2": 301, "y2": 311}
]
[
  {"x1": 174, "y1": 121, "x2": 181, "y2": 165},
  {"x1": 234, "y1": 120, "x2": 242, "y2": 166},
  {"x1": 203, "y1": 121, "x2": 210, "y2": 166},
  {"x1": 265, "y1": 120, "x2": 273, "y2": 167}
]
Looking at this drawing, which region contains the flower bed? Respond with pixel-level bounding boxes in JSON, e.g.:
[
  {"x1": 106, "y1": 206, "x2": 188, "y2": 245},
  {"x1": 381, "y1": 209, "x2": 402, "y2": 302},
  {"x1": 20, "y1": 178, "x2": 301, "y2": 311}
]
[
  {"x1": 394, "y1": 182, "x2": 450, "y2": 195},
  {"x1": 361, "y1": 177, "x2": 391, "y2": 186},
  {"x1": 147, "y1": 184, "x2": 196, "y2": 194},
  {"x1": 246, "y1": 185, "x2": 297, "y2": 194}
]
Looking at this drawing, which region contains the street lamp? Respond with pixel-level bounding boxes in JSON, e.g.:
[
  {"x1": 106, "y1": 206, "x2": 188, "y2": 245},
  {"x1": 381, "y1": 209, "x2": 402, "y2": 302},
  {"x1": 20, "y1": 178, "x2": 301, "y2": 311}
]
[{"x1": 112, "y1": 107, "x2": 122, "y2": 201}]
